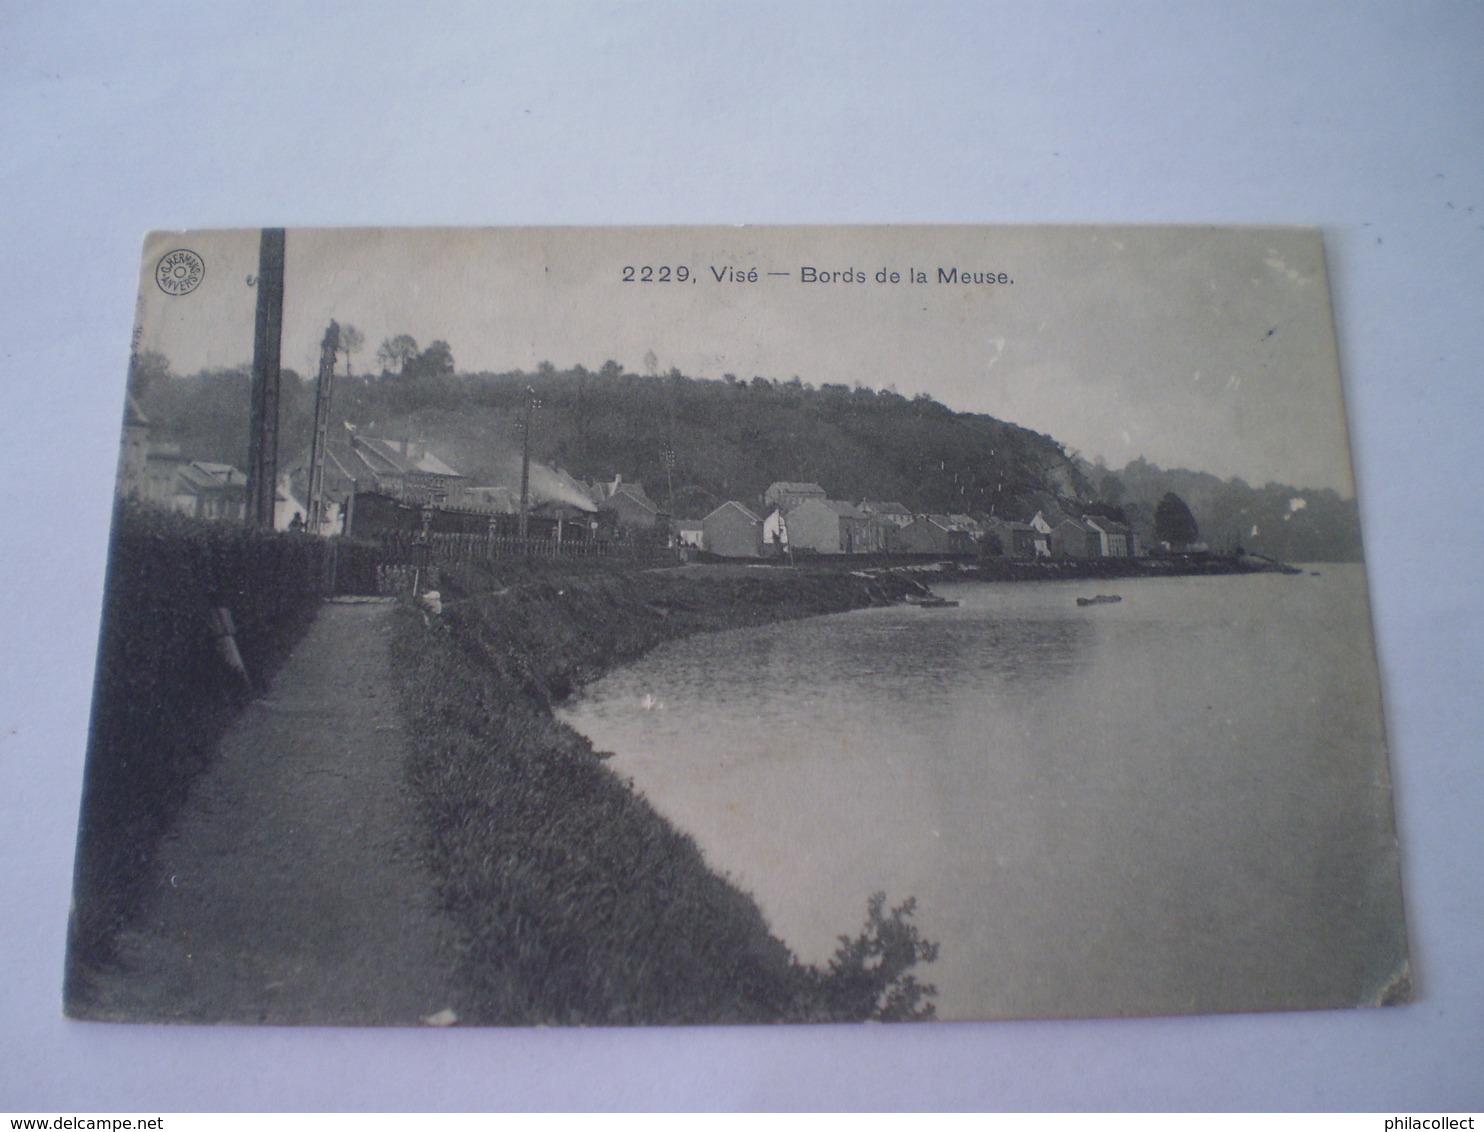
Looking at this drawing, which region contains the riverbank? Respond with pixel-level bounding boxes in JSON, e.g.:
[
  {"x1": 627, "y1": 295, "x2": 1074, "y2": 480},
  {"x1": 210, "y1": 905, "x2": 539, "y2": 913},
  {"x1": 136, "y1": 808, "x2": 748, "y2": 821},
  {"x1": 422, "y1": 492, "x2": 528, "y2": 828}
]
[
  {"x1": 760, "y1": 550, "x2": 1304, "y2": 583},
  {"x1": 389, "y1": 560, "x2": 938, "y2": 1025},
  {"x1": 956, "y1": 551, "x2": 1302, "y2": 581}
]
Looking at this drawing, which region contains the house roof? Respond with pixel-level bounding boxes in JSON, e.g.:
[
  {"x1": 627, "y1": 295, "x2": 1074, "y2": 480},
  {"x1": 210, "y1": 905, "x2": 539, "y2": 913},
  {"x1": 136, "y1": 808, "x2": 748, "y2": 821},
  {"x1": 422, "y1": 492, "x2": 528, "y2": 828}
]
[
  {"x1": 324, "y1": 447, "x2": 360, "y2": 483},
  {"x1": 177, "y1": 461, "x2": 247, "y2": 493},
  {"x1": 1085, "y1": 516, "x2": 1131, "y2": 535},
  {"x1": 907, "y1": 515, "x2": 957, "y2": 532},
  {"x1": 1030, "y1": 508, "x2": 1070, "y2": 531},
  {"x1": 704, "y1": 500, "x2": 761, "y2": 523},
  {"x1": 859, "y1": 500, "x2": 911, "y2": 516},
  {"x1": 766, "y1": 481, "x2": 826, "y2": 496},
  {"x1": 608, "y1": 483, "x2": 658, "y2": 511},
  {"x1": 285, "y1": 430, "x2": 469, "y2": 505},
  {"x1": 191, "y1": 461, "x2": 246, "y2": 483},
  {"x1": 823, "y1": 499, "x2": 867, "y2": 519},
  {"x1": 589, "y1": 476, "x2": 656, "y2": 510},
  {"x1": 348, "y1": 433, "x2": 462, "y2": 478}
]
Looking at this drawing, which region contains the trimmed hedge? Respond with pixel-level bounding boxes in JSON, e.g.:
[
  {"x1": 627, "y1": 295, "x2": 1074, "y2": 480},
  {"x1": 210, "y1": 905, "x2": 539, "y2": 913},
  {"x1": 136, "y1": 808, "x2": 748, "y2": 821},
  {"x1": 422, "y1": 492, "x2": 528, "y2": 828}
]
[{"x1": 65, "y1": 503, "x2": 373, "y2": 994}]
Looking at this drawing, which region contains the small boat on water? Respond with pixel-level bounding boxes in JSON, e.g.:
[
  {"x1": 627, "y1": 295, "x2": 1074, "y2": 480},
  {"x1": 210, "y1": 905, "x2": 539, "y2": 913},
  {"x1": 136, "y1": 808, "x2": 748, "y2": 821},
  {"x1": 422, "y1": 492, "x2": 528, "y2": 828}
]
[
  {"x1": 1076, "y1": 594, "x2": 1122, "y2": 607},
  {"x1": 904, "y1": 593, "x2": 960, "y2": 608}
]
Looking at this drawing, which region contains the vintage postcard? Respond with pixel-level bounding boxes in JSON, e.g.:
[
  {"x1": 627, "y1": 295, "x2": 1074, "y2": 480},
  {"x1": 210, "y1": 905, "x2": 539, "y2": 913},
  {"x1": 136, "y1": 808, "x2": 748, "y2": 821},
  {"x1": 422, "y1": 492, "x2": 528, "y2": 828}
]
[{"x1": 67, "y1": 226, "x2": 1409, "y2": 1025}]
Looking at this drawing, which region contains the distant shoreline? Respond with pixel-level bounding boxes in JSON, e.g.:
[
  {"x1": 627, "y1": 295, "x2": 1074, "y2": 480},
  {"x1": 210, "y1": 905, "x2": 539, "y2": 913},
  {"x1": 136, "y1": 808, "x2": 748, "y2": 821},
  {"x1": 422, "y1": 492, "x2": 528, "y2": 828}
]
[{"x1": 673, "y1": 550, "x2": 1310, "y2": 587}]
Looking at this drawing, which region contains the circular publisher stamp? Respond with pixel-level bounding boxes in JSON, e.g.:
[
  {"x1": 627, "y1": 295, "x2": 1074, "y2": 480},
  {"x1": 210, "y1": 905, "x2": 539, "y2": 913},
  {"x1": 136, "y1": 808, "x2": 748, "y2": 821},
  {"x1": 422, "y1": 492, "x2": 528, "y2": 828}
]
[{"x1": 156, "y1": 248, "x2": 205, "y2": 296}]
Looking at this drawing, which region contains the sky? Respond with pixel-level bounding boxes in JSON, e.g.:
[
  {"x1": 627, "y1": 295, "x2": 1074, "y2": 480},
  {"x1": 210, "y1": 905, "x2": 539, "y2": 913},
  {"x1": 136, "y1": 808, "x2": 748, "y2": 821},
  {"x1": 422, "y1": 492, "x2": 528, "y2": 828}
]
[{"x1": 135, "y1": 225, "x2": 1357, "y2": 494}]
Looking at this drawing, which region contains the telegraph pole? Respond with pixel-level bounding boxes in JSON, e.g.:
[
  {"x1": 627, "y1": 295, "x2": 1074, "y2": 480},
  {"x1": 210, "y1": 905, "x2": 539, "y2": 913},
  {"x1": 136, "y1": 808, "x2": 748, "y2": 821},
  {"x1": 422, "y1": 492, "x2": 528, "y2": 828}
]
[
  {"x1": 246, "y1": 228, "x2": 286, "y2": 528},
  {"x1": 661, "y1": 444, "x2": 676, "y2": 547},
  {"x1": 518, "y1": 385, "x2": 535, "y2": 540},
  {"x1": 306, "y1": 320, "x2": 340, "y2": 533},
  {"x1": 662, "y1": 445, "x2": 675, "y2": 512}
]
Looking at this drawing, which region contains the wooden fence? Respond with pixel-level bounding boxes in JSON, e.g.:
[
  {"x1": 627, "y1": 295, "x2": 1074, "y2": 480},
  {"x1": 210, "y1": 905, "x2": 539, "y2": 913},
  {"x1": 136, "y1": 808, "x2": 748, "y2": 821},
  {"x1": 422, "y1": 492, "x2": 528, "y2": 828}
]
[
  {"x1": 367, "y1": 530, "x2": 682, "y2": 575},
  {"x1": 427, "y1": 532, "x2": 678, "y2": 562}
]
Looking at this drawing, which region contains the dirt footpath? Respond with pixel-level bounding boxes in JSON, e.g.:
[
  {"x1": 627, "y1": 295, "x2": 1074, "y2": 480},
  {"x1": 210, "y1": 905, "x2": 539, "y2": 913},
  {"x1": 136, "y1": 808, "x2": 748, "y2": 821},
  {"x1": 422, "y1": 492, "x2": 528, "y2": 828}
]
[{"x1": 99, "y1": 599, "x2": 463, "y2": 1026}]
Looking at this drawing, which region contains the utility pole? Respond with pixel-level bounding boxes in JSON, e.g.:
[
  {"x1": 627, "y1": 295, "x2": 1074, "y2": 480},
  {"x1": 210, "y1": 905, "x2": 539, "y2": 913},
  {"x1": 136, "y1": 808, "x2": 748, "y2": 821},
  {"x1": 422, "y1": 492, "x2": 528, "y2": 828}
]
[
  {"x1": 661, "y1": 445, "x2": 676, "y2": 547},
  {"x1": 306, "y1": 320, "x2": 340, "y2": 534},
  {"x1": 518, "y1": 385, "x2": 536, "y2": 540},
  {"x1": 662, "y1": 445, "x2": 675, "y2": 512},
  {"x1": 246, "y1": 228, "x2": 286, "y2": 528}
]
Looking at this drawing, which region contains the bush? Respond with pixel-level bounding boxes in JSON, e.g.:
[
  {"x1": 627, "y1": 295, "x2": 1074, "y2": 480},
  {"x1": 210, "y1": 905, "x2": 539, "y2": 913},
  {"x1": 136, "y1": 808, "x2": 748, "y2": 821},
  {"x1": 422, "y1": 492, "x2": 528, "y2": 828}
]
[{"x1": 812, "y1": 893, "x2": 940, "y2": 1021}]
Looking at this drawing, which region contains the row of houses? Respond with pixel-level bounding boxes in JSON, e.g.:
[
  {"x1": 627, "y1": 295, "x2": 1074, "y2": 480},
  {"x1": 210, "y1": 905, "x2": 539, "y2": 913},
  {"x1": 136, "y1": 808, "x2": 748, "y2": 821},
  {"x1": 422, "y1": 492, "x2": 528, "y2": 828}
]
[
  {"x1": 288, "y1": 427, "x2": 678, "y2": 535},
  {"x1": 117, "y1": 405, "x2": 1141, "y2": 559},
  {"x1": 117, "y1": 397, "x2": 257, "y2": 522},
  {"x1": 118, "y1": 397, "x2": 335, "y2": 529},
  {"x1": 683, "y1": 481, "x2": 1142, "y2": 560},
  {"x1": 989, "y1": 510, "x2": 1136, "y2": 558},
  {"x1": 118, "y1": 404, "x2": 671, "y2": 540}
]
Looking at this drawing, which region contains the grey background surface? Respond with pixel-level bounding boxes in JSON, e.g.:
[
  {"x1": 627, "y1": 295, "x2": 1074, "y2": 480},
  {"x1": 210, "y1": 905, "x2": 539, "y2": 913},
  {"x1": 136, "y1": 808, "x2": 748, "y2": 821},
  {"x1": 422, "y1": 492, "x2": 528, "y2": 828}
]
[{"x1": 2, "y1": 1, "x2": 1479, "y2": 1111}]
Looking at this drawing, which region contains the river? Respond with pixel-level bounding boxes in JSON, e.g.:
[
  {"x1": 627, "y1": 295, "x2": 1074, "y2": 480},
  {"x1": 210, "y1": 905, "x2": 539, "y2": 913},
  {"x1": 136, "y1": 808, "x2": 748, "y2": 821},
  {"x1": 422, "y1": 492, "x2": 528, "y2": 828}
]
[{"x1": 558, "y1": 566, "x2": 1408, "y2": 1020}]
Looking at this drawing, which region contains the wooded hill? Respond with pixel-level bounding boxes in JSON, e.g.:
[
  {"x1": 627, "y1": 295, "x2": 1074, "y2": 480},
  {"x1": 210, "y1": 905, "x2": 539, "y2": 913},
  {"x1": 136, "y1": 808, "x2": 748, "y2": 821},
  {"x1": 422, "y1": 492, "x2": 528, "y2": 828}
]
[
  {"x1": 128, "y1": 354, "x2": 1364, "y2": 561},
  {"x1": 132, "y1": 357, "x2": 1088, "y2": 520}
]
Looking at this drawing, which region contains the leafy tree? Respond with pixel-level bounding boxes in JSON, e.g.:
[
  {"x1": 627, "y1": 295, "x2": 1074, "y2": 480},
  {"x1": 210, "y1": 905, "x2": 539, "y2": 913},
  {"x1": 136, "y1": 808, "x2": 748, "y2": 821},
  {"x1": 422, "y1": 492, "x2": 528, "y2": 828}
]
[
  {"x1": 337, "y1": 324, "x2": 365, "y2": 377},
  {"x1": 412, "y1": 339, "x2": 455, "y2": 378},
  {"x1": 1154, "y1": 491, "x2": 1200, "y2": 546},
  {"x1": 376, "y1": 334, "x2": 419, "y2": 375},
  {"x1": 813, "y1": 892, "x2": 939, "y2": 1021},
  {"x1": 138, "y1": 365, "x2": 312, "y2": 470},
  {"x1": 127, "y1": 348, "x2": 172, "y2": 399}
]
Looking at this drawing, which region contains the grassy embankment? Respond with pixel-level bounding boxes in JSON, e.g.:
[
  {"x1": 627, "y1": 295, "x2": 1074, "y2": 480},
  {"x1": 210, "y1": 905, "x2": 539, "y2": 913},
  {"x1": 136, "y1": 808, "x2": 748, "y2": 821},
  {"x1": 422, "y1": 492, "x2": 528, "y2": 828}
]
[{"x1": 390, "y1": 559, "x2": 942, "y2": 1025}]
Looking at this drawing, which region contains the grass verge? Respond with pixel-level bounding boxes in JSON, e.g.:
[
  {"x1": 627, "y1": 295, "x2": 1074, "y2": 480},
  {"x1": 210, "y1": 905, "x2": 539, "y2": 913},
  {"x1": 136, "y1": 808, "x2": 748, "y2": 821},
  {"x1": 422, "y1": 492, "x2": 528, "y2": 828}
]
[{"x1": 390, "y1": 560, "x2": 939, "y2": 1024}]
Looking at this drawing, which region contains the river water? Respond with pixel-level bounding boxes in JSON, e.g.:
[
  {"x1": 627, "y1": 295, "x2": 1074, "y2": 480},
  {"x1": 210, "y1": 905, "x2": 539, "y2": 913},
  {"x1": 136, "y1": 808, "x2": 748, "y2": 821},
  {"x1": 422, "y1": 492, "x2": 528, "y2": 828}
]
[{"x1": 558, "y1": 567, "x2": 1408, "y2": 1020}]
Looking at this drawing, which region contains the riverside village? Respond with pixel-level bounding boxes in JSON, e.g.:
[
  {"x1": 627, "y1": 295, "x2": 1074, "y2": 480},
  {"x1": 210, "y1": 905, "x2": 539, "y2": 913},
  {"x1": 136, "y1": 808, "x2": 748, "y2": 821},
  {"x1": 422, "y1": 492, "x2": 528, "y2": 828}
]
[{"x1": 115, "y1": 381, "x2": 1268, "y2": 577}]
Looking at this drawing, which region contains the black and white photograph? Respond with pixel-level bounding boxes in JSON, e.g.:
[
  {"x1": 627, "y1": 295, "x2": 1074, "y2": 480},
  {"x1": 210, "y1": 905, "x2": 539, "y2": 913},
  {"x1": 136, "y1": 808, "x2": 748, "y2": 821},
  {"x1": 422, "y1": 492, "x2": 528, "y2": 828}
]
[{"x1": 65, "y1": 224, "x2": 1408, "y2": 1027}]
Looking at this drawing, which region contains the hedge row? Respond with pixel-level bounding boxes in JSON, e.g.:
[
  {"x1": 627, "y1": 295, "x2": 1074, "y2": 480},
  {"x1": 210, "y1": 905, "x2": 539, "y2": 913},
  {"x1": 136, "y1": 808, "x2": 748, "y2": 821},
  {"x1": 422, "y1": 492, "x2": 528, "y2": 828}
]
[{"x1": 65, "y1": 503, "x2": 379, "y2": 993}]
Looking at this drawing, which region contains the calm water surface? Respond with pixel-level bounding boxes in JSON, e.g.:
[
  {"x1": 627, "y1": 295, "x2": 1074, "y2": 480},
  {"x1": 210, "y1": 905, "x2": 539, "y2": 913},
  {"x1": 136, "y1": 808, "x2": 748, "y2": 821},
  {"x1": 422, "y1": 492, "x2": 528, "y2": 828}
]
[{"x1": 559, "y1": 567, "x2": 1407, "y2": 1019}]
